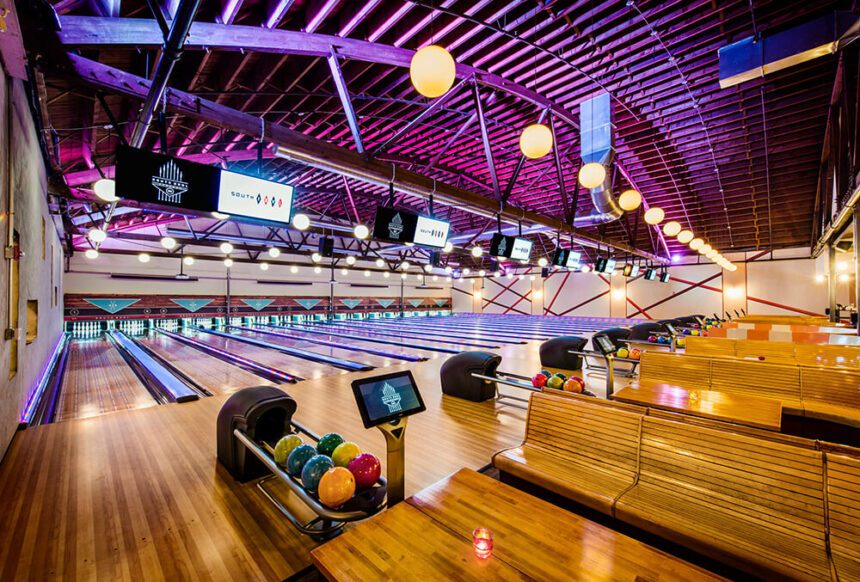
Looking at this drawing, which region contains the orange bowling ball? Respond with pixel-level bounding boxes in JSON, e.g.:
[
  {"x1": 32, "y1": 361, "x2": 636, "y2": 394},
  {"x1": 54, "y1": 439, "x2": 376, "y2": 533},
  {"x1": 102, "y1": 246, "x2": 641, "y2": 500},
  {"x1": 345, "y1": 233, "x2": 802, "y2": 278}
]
[
  {"x1": 317, "y1": 467, "x2": 356, "y2": 508},
  {"x1": 563, "y1": 377, "x2": 585, "y2": 393},
  {"x1": 629, "y1": 348, "x2": 642, "y2": 360}
]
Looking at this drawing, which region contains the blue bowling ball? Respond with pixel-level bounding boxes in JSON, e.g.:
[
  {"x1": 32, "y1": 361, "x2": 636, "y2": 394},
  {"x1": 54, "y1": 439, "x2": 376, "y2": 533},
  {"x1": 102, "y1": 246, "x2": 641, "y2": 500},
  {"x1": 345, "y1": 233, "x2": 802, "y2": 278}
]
[
  {"x1": 287, "y1": 444, "x2": 317, "y2": 477},
  {"x1": 302, "y1": 454, "x2": 335, "y2": 493}
]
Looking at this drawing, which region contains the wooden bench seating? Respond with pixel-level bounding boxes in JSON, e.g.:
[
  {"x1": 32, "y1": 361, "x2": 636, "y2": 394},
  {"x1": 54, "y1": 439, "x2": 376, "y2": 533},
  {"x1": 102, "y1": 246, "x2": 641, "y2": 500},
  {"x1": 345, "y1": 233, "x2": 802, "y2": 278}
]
[
  {"x1": 492, "y1": 392, "x2": 643, "y2": 514},
  {"x1": 640, "y1": 350, "x2": 860, "y2": 425},
  {"x1": 614, "y1": 416, "x2": 830, "y2": 581},
  {"x1": 685, "y1": 336, "x2": 860, "y2": 367},
  {"x1": 493, "y1": 391, "x2": 856, "y2": 580}
]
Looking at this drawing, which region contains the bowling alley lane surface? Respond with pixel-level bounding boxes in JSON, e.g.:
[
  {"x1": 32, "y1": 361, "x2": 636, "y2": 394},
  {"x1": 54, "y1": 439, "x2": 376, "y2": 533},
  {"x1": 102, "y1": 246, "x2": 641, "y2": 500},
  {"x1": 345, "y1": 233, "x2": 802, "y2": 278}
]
[{"x1": 0, "y1": 340, "x2": 550, "y2": 581}]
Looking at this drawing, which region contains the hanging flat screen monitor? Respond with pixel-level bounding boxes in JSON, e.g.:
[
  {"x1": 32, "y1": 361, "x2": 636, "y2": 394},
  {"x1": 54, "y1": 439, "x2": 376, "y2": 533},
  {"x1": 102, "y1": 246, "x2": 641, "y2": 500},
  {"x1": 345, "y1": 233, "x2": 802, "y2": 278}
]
[
  {"x1": 552, "y1": 247, "x2": 569, "y2": 267},
  {"x1": 644, "y1": 268, "x2": 657, "y2": 281},
  {"x1": 413, "y1": 215, "x2": 450, "y2": 248},
  {"x1": 565, "y1": 251, "x2": 582, "y2": 269},
  {"x1": 115, "y1": 145, "x2": 221, "y2": 213},
  {"x1": 217, "y1": 170, "x2": 294, "y2": 225},
  {"x1": 510, "y1": 238, "x2": 533, "y2": 261},
  {"x1": 594, "y1": 257, "x2": 608, "y2": 273},
  {"x1": 629, "y1": 264, "x2": 640, "y2": 277},
  {"x1": 490, "y1": 233, "x2": 512, "y2": 258},
  {"x1": 660, "y1": 272, "x2": 671, "y2": 283},
  {"x1": 351, "y1": 370, "x2": 426, "y2": 428},
  {"x1": 605, "y1": 258, "x2": 617, "y2": 273}
]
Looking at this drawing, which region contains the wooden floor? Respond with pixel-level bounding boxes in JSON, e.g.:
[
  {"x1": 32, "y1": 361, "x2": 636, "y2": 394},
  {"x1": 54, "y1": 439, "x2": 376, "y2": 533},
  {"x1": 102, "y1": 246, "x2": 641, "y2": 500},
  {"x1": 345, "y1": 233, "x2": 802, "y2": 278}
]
[
  {"x1": 0, "y1": 341, "x2": 537, "y2": 581},
  {"x1": 56, "y1": 340, "x2": 157, "y2": 422}
]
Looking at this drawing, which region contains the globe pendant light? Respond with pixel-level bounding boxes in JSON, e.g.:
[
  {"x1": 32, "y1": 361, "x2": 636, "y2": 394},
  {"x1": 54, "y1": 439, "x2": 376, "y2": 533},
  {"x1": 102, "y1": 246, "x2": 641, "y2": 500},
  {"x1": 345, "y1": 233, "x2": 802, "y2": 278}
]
[
  {"x1": 677, "y1": 230, "x2": 694, "y2": 244},
  {"x1": 578, "y1": 162, "x2": 606, "y2": 189},
  {"x1": 662, "y1": 221, "x2": 682, "y2": 237},
  {"x1": 410, "y1": 45, "x2": 456, "y2": 98},
  {"x1": 618, "y1": 189, "x2": 642, "y2": 211},
  {"x1": 689, "y1": 238, "x2": 704, "y2": 251},
  {"x1": 519, "y1": 124, "x2": 553, "y2": 159},
  {"x1": 643, "y1": 207, "x2": 665, "y2": 225}
]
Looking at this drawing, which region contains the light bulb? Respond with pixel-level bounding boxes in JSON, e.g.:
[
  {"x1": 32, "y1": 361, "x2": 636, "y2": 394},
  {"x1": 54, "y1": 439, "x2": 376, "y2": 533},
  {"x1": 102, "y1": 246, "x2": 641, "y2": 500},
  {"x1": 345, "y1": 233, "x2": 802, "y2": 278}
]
[
  {"x1": 341, "y1": 268, "x2": 348, "y2": 275},
  {"x1": 662, "y1": 221, "x2": 682, "y2": 236},
  {"x1": 699, "y1": 244, "x2": 712, "y2": 255},
  {"x1": 346, "y1": 255, "x2": 356, "y2": 266},
  {"x1": 401, "y1": 261, "x2": 410, "y2": 270},
  {"x1": 160, "y1": 236, "x2": 177, "y2": 250},
  {"x1": 220, "y1": 242, "x2": 234, "y2": 254},
  {"x1": 312, "y1": 252, "x2": 322, "y2": 263},
  {"x1": 268, "y1": 247, "x2": 280, "y2": 258},
  {"x1": 409, "y1": 45, "x2": 456, "y2": 98},
  {"x1": 138, "y1": 253, "x2": 151, "y2": 263},
  {"x1": 290, "y1": 265, "x2": 298, "y2": 273},
  {"x1": 424, "y1": 264, "x2": 433, "y2": 272},
  {"x1": 375, "y1": 258, "x2": 385, "y2": 267},
  {"x1": 479, "y1": 270, "x2": 486, "y2": 277},
  {"x1": 224, "y1": 258, "x2": 233, "y2": 267},
  {"x1": 442, "y1": 241, "x2": 453, "y2": 253},
  {"x1": 618, "y1": 189, "x2": 642, "y2": 211},
  {"x1": 314, "y1": 266, "x2": 322, "y2": 274},
  {"x1": 183, "y1": 256, "x2": 194, "y2": 266},
  {"x1": 84, "y1": 248, "x2": 98, "y2": 259},
  {"x1": 364, "y1": 270, "x2": 371, "y2": 277},
  {"x1": 689, "y1": 238, "x2": 704, "y2": 250},
  {"x1": 292, "y1": 213, "x2": 310, "y2": 230},
  {"x1": 260, "y1": 262, "x2": 269, "y2": 271},
  {"x1": 93, "y1": 178, "x2": 117, "y2": 202},
  {"x1": 88, "y1": 228, "x2": 107, "y2": 243},
  {"x1": 354, "y1": 224, "x2": 369, "y2": 239},
  {"x1": 578, "y1": 163, "x2": 606, "y2": 189},
  {"x1": 538, "y1": 257, "x2": 548, "y2": 267},
  {"x1": 383, "y1": 272, "x2": 390, "y2": 278},
  {"x1": 677, "y1": 230, "x2": 694, "y2": 244},
  {"x1": 471, "y1": 245, "x2": 483, "y2": 258},
  {"x1": 444, "y1": 265, "x2": 453, "y2": 274},
  {"x1": 463, "y1": 268, "x2": 471, "y2": 275},
  {"x1": 519, "y1": 124, "x2": 553, "y2": 159}
]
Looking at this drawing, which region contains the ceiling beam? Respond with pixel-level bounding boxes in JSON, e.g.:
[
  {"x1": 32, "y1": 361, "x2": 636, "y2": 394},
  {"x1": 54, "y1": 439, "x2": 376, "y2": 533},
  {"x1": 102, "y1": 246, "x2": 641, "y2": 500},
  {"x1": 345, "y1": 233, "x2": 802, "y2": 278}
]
[
  {"x1": 61, "y1": 54, "x2": 666, "y2": 263},
  {"x1": 56, "y1": 16, "x2": 582, "y2": 129},
  {"x1": 326, "y1": 48, "x2": 364, "y2": 154},
  {"x1": 0, "y1": 0, "x2": 27, "y2": 79}
]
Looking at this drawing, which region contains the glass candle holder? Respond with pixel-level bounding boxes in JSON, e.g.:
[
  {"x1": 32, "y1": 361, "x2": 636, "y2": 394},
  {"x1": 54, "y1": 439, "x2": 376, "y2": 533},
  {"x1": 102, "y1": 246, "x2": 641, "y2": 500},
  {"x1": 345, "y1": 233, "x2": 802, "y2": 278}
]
[{"x1": 472, "y1": 527, "x2": 493, "y2": 559}]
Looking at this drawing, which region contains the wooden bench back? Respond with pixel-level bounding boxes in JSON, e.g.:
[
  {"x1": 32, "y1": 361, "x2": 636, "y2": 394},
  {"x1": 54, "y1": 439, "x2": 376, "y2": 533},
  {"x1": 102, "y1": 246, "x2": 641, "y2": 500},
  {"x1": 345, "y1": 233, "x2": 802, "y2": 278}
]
[
  {"x1": 683, "y1": 337, "x2": 735, "y2": 358},
  {"x1": 795, "y1": 344, "x2": 860, "y2": 367},
  {"x1": 800, "y1": 367, "x2": 860, "y2": 410},
  {"x1": 637, "y1": 416, "x2": 827, "y2": 539},
  {"x1": 825, "y1": 452, "x2": 860, "y2": 580},
  {"x1": 709, "y1": 359, "x2": 802, "y2": 404},
  {"x1": 525, "y1": 391, "x2": 643, "y2": 475},
  {"x1": 734, "y1": 339, "x2": 798, "y2": 363},
  {"x1": 639, "y1": 351, "x2": 710, "y2": 389}
]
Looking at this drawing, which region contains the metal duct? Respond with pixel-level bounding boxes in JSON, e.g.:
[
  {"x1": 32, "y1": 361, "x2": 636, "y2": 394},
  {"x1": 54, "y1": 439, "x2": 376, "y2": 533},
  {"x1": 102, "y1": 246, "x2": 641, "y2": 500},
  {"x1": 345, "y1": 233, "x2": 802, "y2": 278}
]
[
  {"x1": 719, "y1": 11, "x2": 859, "y2": 89},
  {"x1": 574, "y1": 92, "x2": 622, "y2": 226}
]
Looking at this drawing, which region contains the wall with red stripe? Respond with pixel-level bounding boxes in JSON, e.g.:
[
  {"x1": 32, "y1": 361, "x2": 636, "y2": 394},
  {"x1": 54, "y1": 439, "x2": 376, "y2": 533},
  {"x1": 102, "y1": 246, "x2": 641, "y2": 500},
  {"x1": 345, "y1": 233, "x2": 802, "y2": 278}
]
[{"x1": 452, "y1": 249, "x2": 843, "y2": 320}]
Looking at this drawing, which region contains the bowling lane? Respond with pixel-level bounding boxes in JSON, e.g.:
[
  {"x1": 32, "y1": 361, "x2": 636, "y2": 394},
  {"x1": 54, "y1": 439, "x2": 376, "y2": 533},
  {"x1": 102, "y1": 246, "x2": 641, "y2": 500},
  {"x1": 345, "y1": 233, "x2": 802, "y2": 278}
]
[
  {"x1": 180, "y1": 329, "x2": 347, "y2": 380},
  {"x1": 307, "y1": 321, "x2": 505, "y2": 348},
  {"x1": 56, "y1": 339, "x2": 157, "y2": 422},
  {"x1": 139, "y1": 333, "x2": 273, "y2": 394},
  {"x1": 283, "y1": 322, "x2": 479, "y2": 352},
  {"x1": 264, "y1": 323, "x2": 460, "y2": 356},
  {"x1": 225, "y1": 326, "x2": 401, "y2": 369}
]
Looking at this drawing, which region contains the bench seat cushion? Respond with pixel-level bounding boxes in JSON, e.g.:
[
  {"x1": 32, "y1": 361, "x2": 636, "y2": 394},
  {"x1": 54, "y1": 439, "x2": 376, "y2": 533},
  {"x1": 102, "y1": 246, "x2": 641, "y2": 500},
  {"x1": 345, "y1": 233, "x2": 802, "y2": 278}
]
[
  {"x1": 614, "y1": 481, "x2": 831, "y2": 581},
  {"x1": 493, "y1": 444, "x2": 635, "y2": 514}
]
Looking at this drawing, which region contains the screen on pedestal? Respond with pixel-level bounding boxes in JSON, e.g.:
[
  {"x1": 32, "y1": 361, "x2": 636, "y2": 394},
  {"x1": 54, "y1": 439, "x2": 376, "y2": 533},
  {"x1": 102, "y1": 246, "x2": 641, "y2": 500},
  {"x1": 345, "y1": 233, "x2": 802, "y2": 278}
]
[{"x1": 351, "y1": 370, "x2": 426, "y2": 428}]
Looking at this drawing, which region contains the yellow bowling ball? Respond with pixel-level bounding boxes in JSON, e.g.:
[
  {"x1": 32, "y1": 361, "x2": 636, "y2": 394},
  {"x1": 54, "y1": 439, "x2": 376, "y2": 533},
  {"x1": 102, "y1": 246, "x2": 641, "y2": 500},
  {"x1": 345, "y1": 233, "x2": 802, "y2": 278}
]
[
  {"x1": 331, "y1": 441, "x2": 362, "y2": 467},
  {"x1": 273, "y1": 434, "x2": 303, "y2": 466},
  {"x1": 318, "y1": 467, "x2": 356, "y2": 508},
  {"x1": 617, "y1": 348, "x2": 629, "y2": 359},
  {"x1": 690, "y1": 329, "x2": 700, "y2": 336}
]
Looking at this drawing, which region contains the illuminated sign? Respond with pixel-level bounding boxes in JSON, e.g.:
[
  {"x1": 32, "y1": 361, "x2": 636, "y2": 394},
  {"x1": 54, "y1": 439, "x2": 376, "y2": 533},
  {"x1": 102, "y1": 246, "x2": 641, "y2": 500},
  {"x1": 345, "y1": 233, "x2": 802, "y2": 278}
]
[
  {"x1": 413, "y1": 216, "x2": 450, "y2": 248},
  {"x1": 566, "y1": 251, "x2": 582, "y2": 269},
  {"x1": 491, "y1": 233, "x2": 532, "y2": 261},
  {"x1": 373, "y1": 207, "x2": 450, "y2": 248},
  {"x1": 217, "y1": 170, "x2": 294, "y2": 224},
  {"x1": 510, "y1": 238, "x2": 533, "y2": 261}
]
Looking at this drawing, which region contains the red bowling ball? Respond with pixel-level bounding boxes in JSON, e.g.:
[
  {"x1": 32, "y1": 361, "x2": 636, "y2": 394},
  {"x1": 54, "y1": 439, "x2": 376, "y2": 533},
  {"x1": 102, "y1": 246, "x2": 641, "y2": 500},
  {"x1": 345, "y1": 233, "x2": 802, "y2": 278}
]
[
  {"x1": 347, "y1": 453, "x2": 381, "y2": 490},
  {"x1": 532, "y1": 374, "x2": 548, "y2": 388}
]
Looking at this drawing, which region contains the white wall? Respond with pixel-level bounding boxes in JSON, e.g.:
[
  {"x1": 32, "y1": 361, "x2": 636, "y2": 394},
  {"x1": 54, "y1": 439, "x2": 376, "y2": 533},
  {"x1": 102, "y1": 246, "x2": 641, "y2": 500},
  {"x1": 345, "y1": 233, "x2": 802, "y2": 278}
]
[{"x1": 0, "y1": 75, "x2": 64, "y2": 457}]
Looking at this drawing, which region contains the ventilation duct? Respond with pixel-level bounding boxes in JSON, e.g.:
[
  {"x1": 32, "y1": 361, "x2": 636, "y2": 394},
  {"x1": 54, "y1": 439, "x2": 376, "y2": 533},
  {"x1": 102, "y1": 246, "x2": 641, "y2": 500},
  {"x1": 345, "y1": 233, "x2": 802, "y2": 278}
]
[
  {"x1": 719, "y1": 11, "x2": 859, "y2": 89},
  {"x1": 573, "y1": 93, "x2": 623, "y2": 226}
]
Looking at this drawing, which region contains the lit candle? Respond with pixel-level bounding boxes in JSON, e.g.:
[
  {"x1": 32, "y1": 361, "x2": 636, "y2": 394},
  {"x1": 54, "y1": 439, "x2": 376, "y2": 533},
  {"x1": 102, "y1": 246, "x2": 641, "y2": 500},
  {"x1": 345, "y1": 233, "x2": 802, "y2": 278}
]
[{"x1": 472, "y1": 527, "x2": 493, "y2": 559}]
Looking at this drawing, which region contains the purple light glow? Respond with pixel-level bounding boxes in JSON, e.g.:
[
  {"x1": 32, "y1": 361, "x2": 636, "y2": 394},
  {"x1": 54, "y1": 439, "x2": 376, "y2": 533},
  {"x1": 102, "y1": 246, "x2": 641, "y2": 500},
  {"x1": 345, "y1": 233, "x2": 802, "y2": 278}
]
[
  {"x1": 20, "y1": 333, "x2": 69, "y2": 424},
  {"x1": 671, "y1": 254, "x2": 680, "y2": 264}
]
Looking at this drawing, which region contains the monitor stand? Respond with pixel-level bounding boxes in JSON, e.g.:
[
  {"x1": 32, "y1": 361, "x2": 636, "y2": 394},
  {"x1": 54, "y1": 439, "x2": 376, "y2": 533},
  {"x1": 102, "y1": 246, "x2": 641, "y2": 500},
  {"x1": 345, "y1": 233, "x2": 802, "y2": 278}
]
[{"x1": 376, "y1": 417, "x2": 408, "y2": 506}]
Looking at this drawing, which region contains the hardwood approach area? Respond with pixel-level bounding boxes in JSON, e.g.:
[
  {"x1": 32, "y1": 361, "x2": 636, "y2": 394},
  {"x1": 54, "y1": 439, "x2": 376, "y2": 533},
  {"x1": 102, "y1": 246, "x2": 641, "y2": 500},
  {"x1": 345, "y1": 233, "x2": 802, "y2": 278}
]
[
  {"x1": 314, "y1": 468, "x2": 724, "y2": 581},
  {"x1": 0, "y1": 352, "x2": 529, "y2": 581},
  {"x1": 613, "y1": 383, "x2": 783, "y2": 431}
]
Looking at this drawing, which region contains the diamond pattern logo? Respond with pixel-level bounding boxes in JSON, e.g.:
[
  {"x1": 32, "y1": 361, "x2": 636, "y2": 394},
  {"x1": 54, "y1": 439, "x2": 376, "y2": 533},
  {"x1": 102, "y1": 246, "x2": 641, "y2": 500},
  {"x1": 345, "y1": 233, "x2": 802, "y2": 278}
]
[
  {"x1": 84, "y1": 298, "x2": 140, "y2": 314},
  {"x1": 341, "y1": 299, "x2": 362, "y2": 310},
  {"x1": 171, "y1": 298, "x2": 214, "y2": 313},
  {"x1": 295, "y1": 298, "x2": 322, "y2": 310},
  {"x1": 241, "y1": 299, "x2": 274, "y2": 311}
]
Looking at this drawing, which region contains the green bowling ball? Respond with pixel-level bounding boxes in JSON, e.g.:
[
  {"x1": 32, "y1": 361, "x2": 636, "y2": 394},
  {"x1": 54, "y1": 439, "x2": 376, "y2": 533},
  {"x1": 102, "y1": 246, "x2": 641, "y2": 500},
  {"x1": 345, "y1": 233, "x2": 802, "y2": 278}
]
[
  {"x1": 273, "y1": 434, "x2": 303, "y2": 466},
  {"x1": 286, "y1": 444, "x2": 317, "y2": 477},
  {"x1": 317, "y1": 433, "x2": 345, "y2": 457},
  {"x1": 546, "y1": 375, "x2": 564, "y2": 390}
]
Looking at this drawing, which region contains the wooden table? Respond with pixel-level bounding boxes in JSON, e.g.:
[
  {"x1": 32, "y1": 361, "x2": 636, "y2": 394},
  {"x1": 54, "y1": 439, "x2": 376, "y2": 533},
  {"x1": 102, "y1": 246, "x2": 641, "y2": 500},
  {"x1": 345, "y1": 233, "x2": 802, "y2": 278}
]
[
  {"x1": 311, "y1": 468, "x2": 724, "y2": 581},
  {"x1": 613, "y1": 383, "x2": 783, "y2": 431}
]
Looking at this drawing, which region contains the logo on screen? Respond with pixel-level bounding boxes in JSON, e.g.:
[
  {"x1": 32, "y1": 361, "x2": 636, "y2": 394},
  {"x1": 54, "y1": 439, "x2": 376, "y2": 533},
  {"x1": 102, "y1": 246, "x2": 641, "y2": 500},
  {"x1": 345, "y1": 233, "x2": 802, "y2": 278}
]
[
  {"x1": 388, "y1": 213, "x2": 404, "y2": 240},
  {"x1": 151, "y1": 160, "x2": 188, "y2": 204},
  {"x1": 381, "y1": 382, "x2": 402, "y2": 413},
  {"x1": 497, "y1": 237, "x2": 507, "y2": 257}
]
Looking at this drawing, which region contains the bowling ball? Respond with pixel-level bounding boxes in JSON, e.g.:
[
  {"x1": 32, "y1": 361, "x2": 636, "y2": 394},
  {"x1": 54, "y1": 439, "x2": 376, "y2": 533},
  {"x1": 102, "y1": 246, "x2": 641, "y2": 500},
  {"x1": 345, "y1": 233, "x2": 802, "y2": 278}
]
[
  {"x1": 540, "y1": 370, "x2": 552, "y2": 378},
  {"x1": 348, "y1": 453, "x2": 382, "y2": 490},
  {"x1": 683, "y1": 328, "x2": 691, "y2": 335},
  {"x1": 617, "y1": 347, "x2": 629, "y2": 358},
  {"x1": 532, "y1": 373, "x2": 548, "y2": 388},
  {"x1": 317, "y1": 433, "x2": 345, "y2": 457},
  {"x1": 287, "y1": 444, "x2": 317, "y2": 476},
  {"x1": 301, "y1": 454, "x2": 334, "y2": 493},
  {"x1": 701, "y1": 331, "x2": 708, "y2": 337},
  {"x1": 657, "y1": 336, "x2": 668, "y2": 344},
  {"x1": 629, "y1": 348, "x2": 642, "y2": 360},
  {"x1": 675, "y1": 338, "x2": 685, "y2": 348},
  {"x1": 318, "y1": 467, "x2": 356, "y2": 508},
  {"x1": 706, "y1": 324, "x2": 713, "y2": 330},
  {"x1": 758, "y1": 355, "x2": 765, "y2": 361},
  {"x1": 647, "y1": 335, "x2": 658, "y2": 343},
  {"x1": 273, "y1": 434, "x2": 303, "y2": 466},
  {"x1": 553, "y1": 372, "x2": 567, "y2": 381},
  {"x1": 546, "y1": 375, "x2": 564, "y2": 390},
  {"x1": 332, "y1": 441, "x2": 362, "y2": 467},
  {"x1": 692, "y1": 323, "x2": 700, "y2": 329},
  {"x1": 690, "y1": 329, "x2": 700, "y2": 336},
  {"x1": 563, "y1": 377, "x2": 585, "y2": 393}
]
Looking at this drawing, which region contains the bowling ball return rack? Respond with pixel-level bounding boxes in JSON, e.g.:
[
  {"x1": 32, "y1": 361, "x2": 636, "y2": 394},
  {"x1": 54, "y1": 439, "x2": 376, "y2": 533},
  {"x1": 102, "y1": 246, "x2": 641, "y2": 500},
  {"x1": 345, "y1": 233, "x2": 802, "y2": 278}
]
[
  {"x1": 217, "y1": 387, "x2": 387, "y2": 541},
  {"x1": 440, "y1": 351, "x2": 541, "y2": 409}
]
